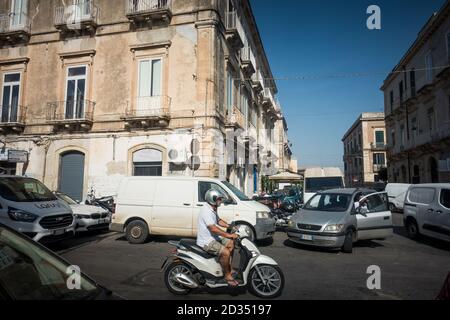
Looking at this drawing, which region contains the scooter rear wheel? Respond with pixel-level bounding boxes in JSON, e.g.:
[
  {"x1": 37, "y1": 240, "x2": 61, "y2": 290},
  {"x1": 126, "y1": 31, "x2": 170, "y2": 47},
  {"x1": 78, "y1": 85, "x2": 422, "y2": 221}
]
[
  {"x1": 248, "y1": 264, "x2": 284, "y2": 299},
  {"x1": 164, "y1": 261, "x2": 193, "y2": 295}
]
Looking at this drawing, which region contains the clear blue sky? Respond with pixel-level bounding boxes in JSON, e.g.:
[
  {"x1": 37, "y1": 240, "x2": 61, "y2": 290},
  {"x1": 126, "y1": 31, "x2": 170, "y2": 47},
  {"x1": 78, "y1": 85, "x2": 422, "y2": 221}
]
[{"x1": 250, "y1": 0, "x2": 446, "y2": 169}]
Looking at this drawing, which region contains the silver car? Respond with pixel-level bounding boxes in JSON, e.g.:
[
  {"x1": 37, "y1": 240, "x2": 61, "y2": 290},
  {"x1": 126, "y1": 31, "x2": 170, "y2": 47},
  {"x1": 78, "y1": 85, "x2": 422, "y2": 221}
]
[{"x1": 287, "y1": 189, "x2": 393, "y2": 253}]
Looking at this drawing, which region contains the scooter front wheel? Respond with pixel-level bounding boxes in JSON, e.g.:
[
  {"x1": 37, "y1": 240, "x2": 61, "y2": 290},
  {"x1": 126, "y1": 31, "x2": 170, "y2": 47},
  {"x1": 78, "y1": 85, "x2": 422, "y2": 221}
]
[
  {"x1": 248, "y1": 264, "x2": 284, "y2": 299},
  {"x1": 164, "y1": 261, "x2": 193, "y2": 295}
]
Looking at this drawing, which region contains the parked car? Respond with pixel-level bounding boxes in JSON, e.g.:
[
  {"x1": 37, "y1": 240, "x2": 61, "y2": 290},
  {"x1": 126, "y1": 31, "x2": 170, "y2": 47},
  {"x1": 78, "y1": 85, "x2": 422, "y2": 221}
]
[
  {"x1": 111, "y1": 177, "x2": 276, "y2": 244},
  {"x1": 54, "y1": 192, "x2": 111, "y2": 233},
  {"x1": 403, "y1": 184, "x2": 450, "y2": 242},
  {"x1": 0, "y1": 176, "x2": 75, "y2": 243},
  {"x1": 287, "y1": 188, "x2": 393, "y2": 253},
  {"x1": 385, "y1": 183, "x2": 411, "y2": 212},
  {"x1": 0, "y1": 223, "x2": 121, "y2": 300}
]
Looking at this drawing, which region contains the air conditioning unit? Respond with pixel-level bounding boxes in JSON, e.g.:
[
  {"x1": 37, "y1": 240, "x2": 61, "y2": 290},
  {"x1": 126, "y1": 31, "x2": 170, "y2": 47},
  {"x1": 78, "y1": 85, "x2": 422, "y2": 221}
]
[{"x1": 167, "y1": 132, "x2": 191, "y2": 164}]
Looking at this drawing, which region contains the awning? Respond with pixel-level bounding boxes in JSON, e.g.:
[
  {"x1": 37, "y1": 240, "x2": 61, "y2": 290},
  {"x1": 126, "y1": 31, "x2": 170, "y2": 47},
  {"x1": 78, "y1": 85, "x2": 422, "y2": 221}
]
[{"x1": 268, "y1": 171, "x2": 303, "y2": 182}]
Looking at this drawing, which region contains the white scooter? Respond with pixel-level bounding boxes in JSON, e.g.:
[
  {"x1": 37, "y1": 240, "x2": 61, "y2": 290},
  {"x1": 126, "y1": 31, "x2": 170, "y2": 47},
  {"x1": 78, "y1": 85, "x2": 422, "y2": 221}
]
[{"x1": 161, "y1": 225, "x2": 284, "y2": 299}]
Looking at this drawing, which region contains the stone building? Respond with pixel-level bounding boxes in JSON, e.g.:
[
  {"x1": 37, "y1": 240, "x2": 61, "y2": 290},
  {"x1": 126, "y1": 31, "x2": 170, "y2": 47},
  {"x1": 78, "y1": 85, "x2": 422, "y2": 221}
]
[
  {"x1": 0, "y1": 0, "x2": 293, "y2": 200},
  {"x1": 342, "y1": 113, "x2": 387, "y2": 187},
  {"x1": 381, "y1": 1, "x2": 450, "y2": 184}
]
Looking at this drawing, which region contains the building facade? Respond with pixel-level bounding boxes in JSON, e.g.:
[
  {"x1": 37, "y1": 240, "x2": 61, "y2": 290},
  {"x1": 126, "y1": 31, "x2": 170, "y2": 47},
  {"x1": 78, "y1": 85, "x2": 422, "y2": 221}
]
[
  {"x1": 381, "y1": 1, "x2": 450, "y2": 184},
  {"x1": 342, "y1": 113, "x2": 387, "y2": 187},
  {"x1": 0, "y1": 0, "x2": 292, "y2": 200}
]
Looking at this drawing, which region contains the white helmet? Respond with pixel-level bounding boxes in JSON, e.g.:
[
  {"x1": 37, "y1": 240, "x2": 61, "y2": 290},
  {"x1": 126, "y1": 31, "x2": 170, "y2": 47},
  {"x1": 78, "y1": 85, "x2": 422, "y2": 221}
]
[{"x1": 205, "y1": 189, "x2": 225, "y2": 206}]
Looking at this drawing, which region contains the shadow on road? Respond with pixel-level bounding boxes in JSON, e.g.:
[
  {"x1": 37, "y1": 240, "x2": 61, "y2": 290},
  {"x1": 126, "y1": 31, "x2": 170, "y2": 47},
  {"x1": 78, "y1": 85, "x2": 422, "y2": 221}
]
[
  {"x1": 47, "y1": 230, "x2": 112, "y2": 254},
  {"x1": 283, "y1": 238, "x2": 384, "y2": 253},
  {"x1": 393, "y1": 226, "x2": 450, "y2": 252}
]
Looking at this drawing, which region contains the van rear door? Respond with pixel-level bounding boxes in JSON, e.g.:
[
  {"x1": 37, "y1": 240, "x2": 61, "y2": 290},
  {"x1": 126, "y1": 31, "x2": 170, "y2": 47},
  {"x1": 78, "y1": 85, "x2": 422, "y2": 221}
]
[
  {"x1": 356, "y1": 192, "x2": 393, "y2": 240},
  {"x1": 151, "y1": 179, "x2": 195, "y2": 237}
]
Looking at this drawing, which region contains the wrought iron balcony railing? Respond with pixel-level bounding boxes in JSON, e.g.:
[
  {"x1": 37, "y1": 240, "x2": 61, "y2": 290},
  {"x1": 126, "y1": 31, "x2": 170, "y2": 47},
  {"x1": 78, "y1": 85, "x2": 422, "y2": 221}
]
[
  {"x1": 47, "y1": 100, "x2": 95, "y2": 122},
  {"x1": 54, "y1": 1, "x2": 98, "y2": 28},
  {"x1": 0, "y1": 12, "x2": 31, "y2": 34}
]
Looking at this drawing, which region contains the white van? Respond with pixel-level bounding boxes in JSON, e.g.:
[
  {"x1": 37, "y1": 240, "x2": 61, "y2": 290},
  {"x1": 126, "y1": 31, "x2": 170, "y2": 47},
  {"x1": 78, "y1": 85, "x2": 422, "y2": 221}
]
[
  {"x1": 403, "y1": 184, "x2": 450, "y2": 242},
  {"x1": 111, "y1": 177, "x2": 275, "y2": 244},
  {"x1": 385, "y1": 183, "x2": 411, "y2": 212},
  {"x1": 303, "y1": 167, "x2": 345, "y2": 204},
  {"x1": 0, "y1": 176, "x2": 75, "y2": 243}
]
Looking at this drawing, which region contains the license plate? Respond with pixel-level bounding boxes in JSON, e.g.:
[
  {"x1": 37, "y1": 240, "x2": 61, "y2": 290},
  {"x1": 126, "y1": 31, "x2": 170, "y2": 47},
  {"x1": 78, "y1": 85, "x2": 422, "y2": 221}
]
[
  {"x1": 53, "y1": 229, "x2": 65, "y2": 236},
  {"x1": 301, "y1": 234, "x2": 313, "y2": 241}
]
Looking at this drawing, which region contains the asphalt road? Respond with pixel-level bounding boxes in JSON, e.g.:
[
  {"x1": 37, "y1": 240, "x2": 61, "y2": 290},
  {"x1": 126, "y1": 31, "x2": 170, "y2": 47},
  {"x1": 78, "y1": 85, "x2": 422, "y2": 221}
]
[{"x1": 49, "y1": 213, "x2": 450, "y2": 300}]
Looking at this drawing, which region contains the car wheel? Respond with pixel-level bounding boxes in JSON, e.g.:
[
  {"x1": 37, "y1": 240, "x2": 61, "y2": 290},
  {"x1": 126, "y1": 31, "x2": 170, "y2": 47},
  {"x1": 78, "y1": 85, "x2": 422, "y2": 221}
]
[
  {"x1": 388, "y1": 203, "x2": 396, "y2": 212},
  {"x1": 342, "y1": 230, "x2": 353, "y2": 253},
  {"x1": 236, "y1": 224, "x2": 255, "y2": 242},
  {"x1": 406, "y1": 219, "x2": 420, "y2": 240},
  {"x1": 125, "y1": 220, "x2": 149, "y2": 244}
]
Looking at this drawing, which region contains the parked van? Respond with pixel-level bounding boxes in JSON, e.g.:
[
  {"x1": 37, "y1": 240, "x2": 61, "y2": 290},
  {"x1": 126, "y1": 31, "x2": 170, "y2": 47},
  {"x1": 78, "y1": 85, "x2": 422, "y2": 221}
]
[
  {"x1": 287, "y1": 188, "x2": 393, "y2": 253},
  {"x1": 0, "y1": 176, "x2": 75, "y2": 243},
  {"x1": 111, "y1": 177, "x2": 276, "y2": 244},
  {"x1": 403, "y1": 184, "x2": 450, "y2": 242},
  {"x1": 385, "y1": 183, "x2": 411, "y2": 212},
  {"x1": 303, "y1": 167, "x2": 345, "y2": 204}
]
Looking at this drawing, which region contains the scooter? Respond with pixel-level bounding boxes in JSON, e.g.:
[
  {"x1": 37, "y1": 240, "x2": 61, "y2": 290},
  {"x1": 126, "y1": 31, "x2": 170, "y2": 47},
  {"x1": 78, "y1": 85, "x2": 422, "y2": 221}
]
[{"x1": 161, "y1": 225, "x2": 284, "y2": 299}]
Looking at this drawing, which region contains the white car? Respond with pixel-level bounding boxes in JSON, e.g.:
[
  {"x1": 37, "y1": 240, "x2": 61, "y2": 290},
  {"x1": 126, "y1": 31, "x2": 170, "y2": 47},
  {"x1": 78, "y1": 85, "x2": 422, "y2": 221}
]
[{"x1": 55, "y1": 192, "x2": 111, "y2": 232}]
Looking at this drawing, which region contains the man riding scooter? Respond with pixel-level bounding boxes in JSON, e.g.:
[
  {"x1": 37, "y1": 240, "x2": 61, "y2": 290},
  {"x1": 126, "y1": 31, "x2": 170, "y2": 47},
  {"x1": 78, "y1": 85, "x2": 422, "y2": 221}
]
[{"x1": 196, "y1": 189, "x2": 239, "y2": 287}]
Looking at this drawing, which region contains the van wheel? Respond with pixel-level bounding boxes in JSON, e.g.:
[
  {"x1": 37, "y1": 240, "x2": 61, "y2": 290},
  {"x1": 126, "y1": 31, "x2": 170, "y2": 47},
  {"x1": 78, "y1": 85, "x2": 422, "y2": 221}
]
[
  {"x1": 342, "y1": 230, "x2": 353, "y2": 253},
  {"x1": 125, "y1": 220, "x2": 149, "y2": 244},
  {"x1": 406, "y1": 219, "x2": 420, "y2": 240},
  {"x1": 388, "y1": 203, "x2": 396, "y2": 212}
]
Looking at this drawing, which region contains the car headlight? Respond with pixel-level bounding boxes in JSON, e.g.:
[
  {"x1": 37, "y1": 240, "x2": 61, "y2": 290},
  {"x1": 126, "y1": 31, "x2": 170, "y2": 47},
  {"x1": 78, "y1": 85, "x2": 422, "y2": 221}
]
[
  {"x1": 324, "y1": 224, "x2": 344, "y2": 232},
  {"x1": 74, "y1": 214, "x2": 90, "y2": 220},
  {"x1": 257, "y1": 211, "x2": 270, "y2": 219},
  {"x1": 287, "y1": 220, "x2": 296, "y2": 228},
  {"x1": 8, "y1": 207, "x2": 38, "y2": 223}
]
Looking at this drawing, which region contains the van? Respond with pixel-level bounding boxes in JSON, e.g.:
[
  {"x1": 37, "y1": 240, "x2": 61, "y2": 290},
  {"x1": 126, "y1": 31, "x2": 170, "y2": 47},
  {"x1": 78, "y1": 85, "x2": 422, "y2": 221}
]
[
  {"x1": 111, "y1": 177, "x2": 276, "y2": 244},
  {"x1": 403, "y1": 184, "x2": 450, "y2": 242},
  {"x1": 0, "y1": 176, "x2": 75, "y2": 243},
  {"x1": 303, "y1": 167, "x2": 345, "y2": 204},
  {"x1": 287, "y1": 188, "x2": 393, "y2": 253},
  {"x1": 385, "y1": 183, "x2": 411, "y2": 212}
]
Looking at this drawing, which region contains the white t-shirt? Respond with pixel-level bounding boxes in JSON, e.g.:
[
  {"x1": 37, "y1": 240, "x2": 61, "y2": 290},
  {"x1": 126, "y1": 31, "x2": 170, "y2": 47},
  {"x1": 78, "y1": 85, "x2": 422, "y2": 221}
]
[{"x1": 197, "y1": 203, "x2": 221, "y2": 248}]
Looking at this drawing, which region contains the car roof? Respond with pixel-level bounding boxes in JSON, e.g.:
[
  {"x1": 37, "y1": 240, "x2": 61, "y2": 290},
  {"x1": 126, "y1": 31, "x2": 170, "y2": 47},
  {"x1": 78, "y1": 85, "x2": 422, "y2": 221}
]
[
  {"x1": 319, "y1": 188, "x2": 376, "y2": 195},
  {"x1": 409, "y1": 183, "x2": 450, "y2": 188}
]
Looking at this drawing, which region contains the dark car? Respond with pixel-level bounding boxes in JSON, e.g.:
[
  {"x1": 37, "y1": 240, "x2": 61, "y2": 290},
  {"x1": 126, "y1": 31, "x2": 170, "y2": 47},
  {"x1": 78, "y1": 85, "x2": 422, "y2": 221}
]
[{"x1": 0, "y1": 223, "x2": 122, "y2": 300}]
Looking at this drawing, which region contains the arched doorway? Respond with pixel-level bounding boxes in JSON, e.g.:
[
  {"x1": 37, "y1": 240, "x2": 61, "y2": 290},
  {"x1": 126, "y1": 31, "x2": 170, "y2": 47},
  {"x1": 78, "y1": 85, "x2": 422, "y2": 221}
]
[
  {"x1": 133, "y1": 148, "x2": 163, "y2": 176},
  {"x1": 59, "y1": 151, "x2": 85, "y2": 201},
  {"x1": 429, "y1": 157, "x2": 439, "y2": 183}
]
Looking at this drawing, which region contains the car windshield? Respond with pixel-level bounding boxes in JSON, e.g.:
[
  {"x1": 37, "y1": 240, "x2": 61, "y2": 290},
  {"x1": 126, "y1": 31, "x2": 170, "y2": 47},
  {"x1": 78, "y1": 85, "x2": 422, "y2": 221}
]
[
  {"x1": 221, "y1": 181, "x2": 250, "y2": 201},
  {"x1": 304, "y1": 193, "x2": 351, "y2": 212},
  {"x1": 305, "y1": 177, "x2": 344, "y2": 193},
  {"x1": 0, "y1": 177, "x2": 57, "y2": 202},
  {"x1": 55, "y1": 192, "x2": 77, "y2": 205},
  {"x1": 0, "y1": 226, "x2": 101, "y2": 300}
]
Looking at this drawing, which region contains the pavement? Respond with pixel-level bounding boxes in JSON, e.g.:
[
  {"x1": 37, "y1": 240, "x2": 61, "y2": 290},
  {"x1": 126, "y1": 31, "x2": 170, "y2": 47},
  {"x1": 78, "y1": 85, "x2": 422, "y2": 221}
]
[{"x1": 48, "y1": 213, "x2": 450, "y2": 300}]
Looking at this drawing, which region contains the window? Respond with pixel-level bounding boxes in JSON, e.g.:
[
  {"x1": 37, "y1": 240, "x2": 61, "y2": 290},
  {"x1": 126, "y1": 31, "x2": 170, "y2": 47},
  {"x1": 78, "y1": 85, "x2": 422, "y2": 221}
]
[
  {"x1": 400, "y1": 124, "x2": 405, "y2": 147},
  {"x1": 408, "y1": 187, "x2": 435, "y2": 205},
  {"x1": 137, "y1": 58, "x2": 162, "y2": 111},
  {"x1": 411, "y1": 117, "x2": 418, "y2": 141},
  {"x1": 132, "y1": 148, "x2": 162, "y2": 176},
  {"x1": 304, "y1": 193, "x2": 351, "y2": 212},
  {"x1": 226, "y1": 72, "x2": 234, "y2": 113},
  {"x1": 375, "y1": 130, "x2": 385, "y2": 146},
  {"x1": 10, "y1": 0, "x2": 28, "y2": 27},
  {"x1": 373, "y1": 153, "x2": 386, "y2": 165},
  {"x1": 440, "y1": 189, "x2": 450, "y2": 209},
  {"x1": 410, "y1": 69, "x2": 416, "y2": 96},
  {"x1": 389, "y1": 91, "x2": 394, "y2": 113},
  {"x1": 391, "y1": 130, "x2": 396, "y2": 146},
  {"x1": 399, "y1": 81, "x2": 403, "y2": 102},
  {"x1": 425, "y1": 52, "x2": 433, "y2": 82},
  {"x1": 65, "y1": 66, "x2": 87, "y2": 119},
  {"x1": 198, "y1": 181, "x2": 230, "y2": 202},
  {"x1": 360, "y1": 193, "x2": 388, "y2": 213},
  {"x1": 0, "y1": 177, "x2": 56, "y2": 202},
  {"x1": 1, "y1": 73, "x2": 21, "y2": 123},
  {"x1": 427, "y1": 108, "x2": 435, "y2": 132}
]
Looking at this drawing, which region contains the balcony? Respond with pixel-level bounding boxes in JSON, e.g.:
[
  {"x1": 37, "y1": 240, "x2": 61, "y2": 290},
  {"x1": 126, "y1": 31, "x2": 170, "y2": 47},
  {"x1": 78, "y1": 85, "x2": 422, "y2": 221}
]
[
  {"x1": 0, "y1": 105, "x2": 26, "y2": 133},
  {"x1": 0, "y1": 12, "x2": 31, "y2": 43},
  {"x1": 122, "y1": 96, "x2": 171, "y2": 129},
  {"x1": 225, "y1": 11, "x2": 244, "y2": 49},
  {"x1": 47, "y1": 100, "x2": 95, "y2": 131},
  {"x1": 54, "y1": 1, "x2": 98, "y2": 34},
  {"x1": 240, "y1": 46, "x2": 256, "y2": 76},
  {"x1": 251, "y1": 69, "x2": 263, "y2": 93},
  {"x1": 370, "y1": 142, "x2": 387, "y2": 151},
  {"x1": 373, "y1": 164, "x2": 387, "y2": 173},
  {"x1": 225, "y1": 106, "x2": 245, "y2": 130},
  {"x1": 262, "y1": 88, "x2": 275, "y2": 109},
  {"x1": 125, "y1": 0, "x2": 172, "y2": 24}
]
